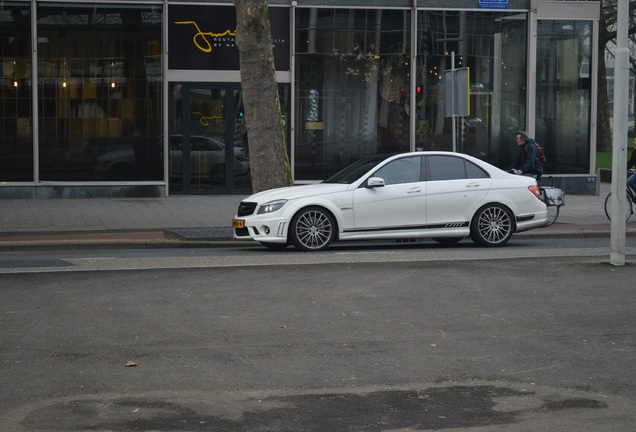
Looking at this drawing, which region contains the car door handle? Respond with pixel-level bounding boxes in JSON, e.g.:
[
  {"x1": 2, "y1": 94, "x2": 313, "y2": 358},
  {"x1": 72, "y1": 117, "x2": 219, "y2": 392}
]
[
  {"x1": 407, "y1": 187, "x2": 422, "y2": 193},
  {"x1": 466, "y1": 182, "x2": 481, "y2": 188}
]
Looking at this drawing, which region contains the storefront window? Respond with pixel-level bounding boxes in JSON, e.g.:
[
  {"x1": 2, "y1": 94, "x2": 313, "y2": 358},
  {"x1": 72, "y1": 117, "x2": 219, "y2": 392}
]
[
  {"x1": 295, "y1": 8, "x2": 411, "y2": 180},
  {"x1": 36, "y1": 4, "x2": 162, "y2": 181},
  {"x1": 416, "y1": 11, "x2": 527, "y2": 170},
  {"x1": 0, "y1": 2, "x2": 32, "y2": 181},
  {"x1": 536, "y1": 20, "x2": 592, "y2": 174},
  {"x1": 294, "y1": 9, "x2": 527, "y2": 180}
]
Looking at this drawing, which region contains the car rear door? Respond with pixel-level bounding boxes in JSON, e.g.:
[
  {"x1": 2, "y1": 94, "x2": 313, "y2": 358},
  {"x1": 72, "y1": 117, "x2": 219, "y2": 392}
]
[{"x1": 425, "y1": 155, "x2": 491, "y2": 228}]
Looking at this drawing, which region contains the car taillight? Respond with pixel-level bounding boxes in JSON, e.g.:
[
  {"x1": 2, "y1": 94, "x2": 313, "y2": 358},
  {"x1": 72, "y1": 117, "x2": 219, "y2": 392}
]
[
  {"x1": 528, "y1": 185, "x2": 542, "y2": 200},
  {"x1": 235, "y1": 156, "x2": 247, "y2": 163}
]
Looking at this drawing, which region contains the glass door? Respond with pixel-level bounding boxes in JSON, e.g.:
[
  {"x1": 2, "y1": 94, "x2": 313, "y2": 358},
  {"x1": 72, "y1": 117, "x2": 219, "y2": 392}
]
[{"x1": 168, "y1": 83, "x2": 251, "y2": 194}]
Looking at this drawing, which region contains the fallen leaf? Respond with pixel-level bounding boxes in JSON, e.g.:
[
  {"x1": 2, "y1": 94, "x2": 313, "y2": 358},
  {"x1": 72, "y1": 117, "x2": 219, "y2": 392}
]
[{"x1": 126, "y1": 360, "x2": 138, "y2": 367}]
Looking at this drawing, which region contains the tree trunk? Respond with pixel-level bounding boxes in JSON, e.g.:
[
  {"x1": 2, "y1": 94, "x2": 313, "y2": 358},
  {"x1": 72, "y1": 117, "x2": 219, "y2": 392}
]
[
  {"x1": 597, "y1": 46, "x2": 612, "y2": 152},
  {"x1": 234, "y1": 0, "x2": 293, "y2": 193}
]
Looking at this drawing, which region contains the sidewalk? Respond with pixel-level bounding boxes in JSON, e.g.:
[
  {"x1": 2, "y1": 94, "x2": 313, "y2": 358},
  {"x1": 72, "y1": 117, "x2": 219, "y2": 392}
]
[{"x1": 0, "y1": 182, "x2": 633, "y2": 250}]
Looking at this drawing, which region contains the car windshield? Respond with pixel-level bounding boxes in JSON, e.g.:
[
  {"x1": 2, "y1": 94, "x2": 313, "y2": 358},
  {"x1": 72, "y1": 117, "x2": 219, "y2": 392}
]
[{"x1": 322, "y1": 155, "x2": 388, "y2": 184}]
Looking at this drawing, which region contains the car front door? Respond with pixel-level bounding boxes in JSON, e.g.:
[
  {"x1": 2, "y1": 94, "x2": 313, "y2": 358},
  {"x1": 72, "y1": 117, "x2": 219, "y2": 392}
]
[{"x1": 352, "y1": 156, "x2": 427, "y2": 230}]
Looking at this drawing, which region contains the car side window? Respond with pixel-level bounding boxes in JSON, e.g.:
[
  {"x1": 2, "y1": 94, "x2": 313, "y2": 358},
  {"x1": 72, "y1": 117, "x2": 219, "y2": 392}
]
[
  {"x1": 427, "y1": 156, "x2": 464, "y2": 181},
  {"x1": 465, "y1": 160, "x2": 489, "y2": 179},
  {"x1": 372, "y1": 156, "x2": 422, "y2": 185},
  {"x1": 427, "y1": 155, "x2": 488, "y2": 181}
]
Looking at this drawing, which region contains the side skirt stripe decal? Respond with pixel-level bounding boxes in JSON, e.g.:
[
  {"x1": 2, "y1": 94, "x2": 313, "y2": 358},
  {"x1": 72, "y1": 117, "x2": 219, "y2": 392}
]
[{"x1": 343, "y1": 221, "x2": 469, "y2": 234}]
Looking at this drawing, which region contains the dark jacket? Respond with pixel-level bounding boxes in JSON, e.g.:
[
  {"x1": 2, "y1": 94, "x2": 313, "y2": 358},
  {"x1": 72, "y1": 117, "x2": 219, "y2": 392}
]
[
  {"x1": 513, "y1": 138, "x2": 543, "y2": 176},
  {"x1": 627, "y1": 147, "x2": 636, "y2": 170}
]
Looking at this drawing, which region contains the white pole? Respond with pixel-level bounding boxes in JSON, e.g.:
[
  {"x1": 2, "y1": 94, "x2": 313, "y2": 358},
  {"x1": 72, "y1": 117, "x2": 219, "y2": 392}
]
[
  {"x1": 610, "y1": 0, "x2": 630, "y2": 266},
  {"x1": 451, "y1": 51, "x2": 456, "y2": 152}
]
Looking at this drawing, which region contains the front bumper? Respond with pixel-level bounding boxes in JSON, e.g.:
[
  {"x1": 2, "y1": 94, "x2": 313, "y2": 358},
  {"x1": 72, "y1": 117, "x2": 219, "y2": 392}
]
[{"x1": 233, "y1": 214, "x2": 291, "y2": 244}]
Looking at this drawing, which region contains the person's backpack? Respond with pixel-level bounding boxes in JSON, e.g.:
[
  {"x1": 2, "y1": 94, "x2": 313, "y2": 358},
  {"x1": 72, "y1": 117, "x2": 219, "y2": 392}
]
[{"x1": 526, "y1": 141, "x2": 547, "y2": 164}]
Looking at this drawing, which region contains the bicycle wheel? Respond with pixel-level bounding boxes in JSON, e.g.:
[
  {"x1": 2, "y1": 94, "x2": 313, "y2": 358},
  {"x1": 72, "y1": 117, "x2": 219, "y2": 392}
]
[
  {"x1": 546, "y1": 204, "x2": 560, "y2": 226},
  {"x1": 604, "y1": 192, "x2": 633, "y2": 222}
]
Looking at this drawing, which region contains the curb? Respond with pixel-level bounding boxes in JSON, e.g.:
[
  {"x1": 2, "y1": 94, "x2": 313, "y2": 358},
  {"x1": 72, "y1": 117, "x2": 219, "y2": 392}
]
[{"x1": 1, "y1": 225, "x2": 634, "y2": 252}]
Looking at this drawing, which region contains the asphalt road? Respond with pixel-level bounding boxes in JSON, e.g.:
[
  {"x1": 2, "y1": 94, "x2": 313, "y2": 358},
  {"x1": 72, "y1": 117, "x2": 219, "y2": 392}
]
[
  {"x1": 1, "y1": 235, "x2": 636, "y2": 274},
  {"x1": 1, "y1": 241, "x2": 636, "y2": 431}
]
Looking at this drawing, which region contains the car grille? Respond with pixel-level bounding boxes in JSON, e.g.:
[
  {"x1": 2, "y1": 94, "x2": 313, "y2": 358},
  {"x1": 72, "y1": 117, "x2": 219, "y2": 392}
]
[
  {"x1": 234, "y1": 227, "x2": 250, "y2": 237},
  {"x1": 237, "y1": 201, "x2": 257, "y2": 217}
]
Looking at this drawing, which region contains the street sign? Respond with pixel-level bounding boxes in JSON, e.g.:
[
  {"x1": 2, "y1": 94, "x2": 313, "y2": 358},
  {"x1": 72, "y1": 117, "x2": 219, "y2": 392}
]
[
  {"x1": 479, "y1": 0, "x2": 508, "y2": 9},
  {"x1": 444, "y1": 67, "x2": 470, "y2": 117}
]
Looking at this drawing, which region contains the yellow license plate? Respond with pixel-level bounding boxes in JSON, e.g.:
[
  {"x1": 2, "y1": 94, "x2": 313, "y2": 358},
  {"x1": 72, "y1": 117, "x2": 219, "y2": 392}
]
[{"x1": 233, "y1": 219, "x2": 245, "y2": 229}]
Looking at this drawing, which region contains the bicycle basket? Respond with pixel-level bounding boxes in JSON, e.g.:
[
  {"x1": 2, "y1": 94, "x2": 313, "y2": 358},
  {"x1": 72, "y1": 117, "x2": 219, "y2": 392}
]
[{"x1": 542, "y1": 187, "x2": 565, "y2": 206}]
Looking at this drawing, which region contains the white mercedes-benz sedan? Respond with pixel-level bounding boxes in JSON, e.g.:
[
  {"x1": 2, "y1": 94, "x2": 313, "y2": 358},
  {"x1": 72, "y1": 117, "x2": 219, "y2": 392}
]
[{"x1": 233, "y1": 151, "x2": 548, "y2": 251}]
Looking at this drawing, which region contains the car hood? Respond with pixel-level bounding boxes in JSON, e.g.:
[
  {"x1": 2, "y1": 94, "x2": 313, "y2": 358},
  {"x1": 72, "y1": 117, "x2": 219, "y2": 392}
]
[{"x1": 246, "y1": 183, "x2": 351, "y2": 203}]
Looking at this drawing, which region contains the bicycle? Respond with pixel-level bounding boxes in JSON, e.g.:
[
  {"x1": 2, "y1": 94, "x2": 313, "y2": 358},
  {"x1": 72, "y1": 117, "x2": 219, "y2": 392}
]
[
  {"x1": 604, "y1": 169, "x2": 636, "y2": 222},
  {"x1": 541, "y1": 185, "x2": 565, "y2": 226},
  {"x1": 509, "y1": 169, "x2": 564, "y2": 226}
]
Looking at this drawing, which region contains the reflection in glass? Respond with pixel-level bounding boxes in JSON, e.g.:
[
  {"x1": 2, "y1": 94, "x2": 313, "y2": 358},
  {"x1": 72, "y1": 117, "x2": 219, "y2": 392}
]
[
  {"x1": 37, "y1": 4, "x2": 163, "y2": 181},
  {"x1": 295, "y1": 9, "x2": 411, "y2": 180},
  {"x1": 417, "y1": 11, "x2": 527, "y2": 170},
  {"x1": 536, "y1": 20, "x2": 592, "y2": 174},
  {"x1": 186, "y1": 88, "x2": 227, "y2": 190},
  {"x1": 0, "y1": 2, "x2": 33, "y2": 181},
  {"x1": 294, "y1": 8, "x2": 528, "y2": 180}
]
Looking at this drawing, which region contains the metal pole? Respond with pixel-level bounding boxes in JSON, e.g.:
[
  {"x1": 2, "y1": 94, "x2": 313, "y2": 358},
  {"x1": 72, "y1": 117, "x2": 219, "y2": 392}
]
[
  {"x1": 610, "y1": 0, "x2": 629, "y2": 266},
  {"x1": 451, "y1": 51, "x2": 456, "y2": 152},
  {"x1": 31, "y1": 0, "x2": 39, "y2": 185},
  {"x1": 410, "y1": 2, "x2": 417, "y2": 152}
]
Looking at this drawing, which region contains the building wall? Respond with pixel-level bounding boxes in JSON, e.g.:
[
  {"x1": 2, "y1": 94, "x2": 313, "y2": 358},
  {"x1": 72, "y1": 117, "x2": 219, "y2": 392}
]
[{"x1": 0, "y1": 0, "x2": 600, "y2": 198}]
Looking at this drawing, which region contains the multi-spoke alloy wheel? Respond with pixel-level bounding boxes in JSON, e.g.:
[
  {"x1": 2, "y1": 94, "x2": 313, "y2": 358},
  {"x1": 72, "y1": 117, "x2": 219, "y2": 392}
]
[
  {"x1": 470, "y1": 204, "x2": 514, "y2": 247},
  {"x1": 290, "y1": 207, "x2": 336, "y2": 251}
]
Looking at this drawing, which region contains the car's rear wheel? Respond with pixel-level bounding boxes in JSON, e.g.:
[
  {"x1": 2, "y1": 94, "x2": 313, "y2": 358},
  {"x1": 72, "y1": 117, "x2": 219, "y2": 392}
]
[
  {"x1": 259, "y1": 241, "x2": 289, "y2": 251},
  {"x1": 470, "y1": 204, "x2": 514, "y2": 247},
  {"x1": 289, "y1": 206, "x2": 335, "y2": 252}
]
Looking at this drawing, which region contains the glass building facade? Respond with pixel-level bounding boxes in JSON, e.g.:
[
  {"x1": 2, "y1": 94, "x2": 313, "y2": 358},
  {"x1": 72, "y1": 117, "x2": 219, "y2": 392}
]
[
  {"x1": 0, "y1": 0, "x2": 600, "y2": 198},
  {"x1": 294, "y1": 9, "x2": 530, "y2": 180}
]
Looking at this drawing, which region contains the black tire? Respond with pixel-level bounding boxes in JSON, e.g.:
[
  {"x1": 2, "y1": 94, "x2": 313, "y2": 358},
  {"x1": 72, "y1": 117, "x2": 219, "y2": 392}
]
[
  {"x1": 604, "y1": 192, "x2": 633, "y2": 222},
  {"x1": 433, "y1": 237, "x2": 464, "y2": 245},
  {"x1": 289, "y1": 206, "x2": 336, "y2": 252},
  {"x1": 470, "y1": 204, "x2": 514, "y2": 247},
  {"x1": 546, "y1": 204, "x2": 560, "y2": 226},
  {"x1": 259, "y1": 241, "x2": 289, "y2": 251},
  {"x1": 209, "y1": 164, "x2": 225, "y2": 184}
]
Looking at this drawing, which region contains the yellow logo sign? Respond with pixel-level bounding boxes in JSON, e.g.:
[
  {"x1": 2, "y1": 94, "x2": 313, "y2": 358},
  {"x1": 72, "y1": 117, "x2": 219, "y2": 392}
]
[
  {"x1": 193, "y1": 112, "x2": 222, "y2": 127},
  {"x1": 174, "y1": 20, "x2": 236, "y2": 53}
]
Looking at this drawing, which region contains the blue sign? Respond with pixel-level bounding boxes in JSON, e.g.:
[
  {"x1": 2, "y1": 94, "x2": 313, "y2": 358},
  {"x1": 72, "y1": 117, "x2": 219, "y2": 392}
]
[{"x1": 479, "y1": 0, "x2": 508, "y2": 9}]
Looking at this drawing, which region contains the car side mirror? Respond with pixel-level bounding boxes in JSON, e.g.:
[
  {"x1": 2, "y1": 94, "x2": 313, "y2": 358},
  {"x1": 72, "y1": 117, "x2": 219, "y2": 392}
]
[{"x1": 366, "y1": 177, "x2": 385, "y2": 188}]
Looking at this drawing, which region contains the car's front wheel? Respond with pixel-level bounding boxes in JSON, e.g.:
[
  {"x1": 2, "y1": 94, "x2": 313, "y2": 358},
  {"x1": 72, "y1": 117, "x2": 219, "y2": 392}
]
[
  {"x1": 289, "y1": 206, "x2": 336, "y2": 252},
  {"x1": 470, "y1": 204, "x2": 514, "y2": 247}
]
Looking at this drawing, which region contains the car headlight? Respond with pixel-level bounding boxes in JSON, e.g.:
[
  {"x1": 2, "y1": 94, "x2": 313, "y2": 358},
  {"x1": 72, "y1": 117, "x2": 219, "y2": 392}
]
[{"x1": 257, "y1": 199, "x2": 288, "y2": 214}]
